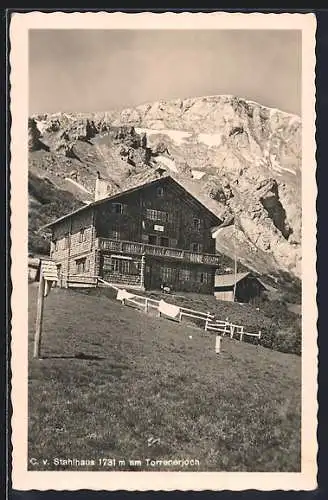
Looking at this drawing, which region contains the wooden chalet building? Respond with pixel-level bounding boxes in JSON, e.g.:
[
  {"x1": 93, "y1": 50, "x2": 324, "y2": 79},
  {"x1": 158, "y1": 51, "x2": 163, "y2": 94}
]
[{"x1": 42, "y1": 176, "x2": 221, "y2": 294}]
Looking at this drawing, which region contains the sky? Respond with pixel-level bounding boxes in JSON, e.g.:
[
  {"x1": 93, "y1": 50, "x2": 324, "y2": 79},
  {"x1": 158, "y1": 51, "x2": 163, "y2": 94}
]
[{"x1": 29, "y1": 29, "x2": 301, "y2": 115}]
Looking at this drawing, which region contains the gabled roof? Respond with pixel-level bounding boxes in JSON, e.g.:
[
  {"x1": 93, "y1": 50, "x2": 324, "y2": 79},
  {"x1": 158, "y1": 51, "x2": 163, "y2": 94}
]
[
  {"x1": 215, "y1": 272, "x2": 252, "y2": 288},
  {"x1": 41, "y1": 175, "x2": 222, "y2": 229}
]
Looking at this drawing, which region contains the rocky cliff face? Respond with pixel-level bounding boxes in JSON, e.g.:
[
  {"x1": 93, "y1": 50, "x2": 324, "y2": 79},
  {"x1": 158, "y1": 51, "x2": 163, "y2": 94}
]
[{"x1": 30, "y1": 95, "x2": 302, "y2": 279}]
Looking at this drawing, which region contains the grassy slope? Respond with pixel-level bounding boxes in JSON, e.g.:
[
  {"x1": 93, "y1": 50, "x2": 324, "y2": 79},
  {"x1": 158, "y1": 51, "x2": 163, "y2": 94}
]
[
  {"x1": 94, "y1": 287, "x2": 301, "y2": 355},
  {"x1": 28, "y1": 285, "x2": 301, "y2": 472}
]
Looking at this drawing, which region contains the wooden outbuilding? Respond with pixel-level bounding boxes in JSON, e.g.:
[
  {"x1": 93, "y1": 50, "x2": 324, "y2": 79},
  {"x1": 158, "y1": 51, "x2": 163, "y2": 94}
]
[{"x1": 214, "y1": 272, "x2": 266, "y2": 304}]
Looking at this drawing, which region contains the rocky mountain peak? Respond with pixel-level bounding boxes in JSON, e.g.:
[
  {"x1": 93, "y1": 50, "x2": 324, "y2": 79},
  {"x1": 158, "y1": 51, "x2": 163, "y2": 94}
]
[{"x1": 29, "y1": 94, "x2": 302, "y2": 279}]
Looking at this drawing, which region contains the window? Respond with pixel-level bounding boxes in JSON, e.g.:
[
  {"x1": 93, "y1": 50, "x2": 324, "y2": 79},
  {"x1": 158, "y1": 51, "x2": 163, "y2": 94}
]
[
  {"x1": 156, "y1": 186, "x2": 164, "y2": 197},
  {"x1": 148, "y1": 235, "x2": 157, "y2": 245},
  {"x1": 76, "y1": 257, "x2": 88, "y2": 274},
  {"x1": 112, "y1": 259, "x2": 119, "y2": 272},
  {"x1": 53, "y1": 240, "x2": 59, "y2": 251},
  {"x1": 191, "y1": 242, "x2": 202, "y2": 253},
  {"x1": 179, "y1": 269, "x2": 191, "y2": 281},
  {"x1": 193, "y1": 218, "x2": 201, "y2": 231},
  {"x1": 121, "y1": 260, "x2": 131, "y2": 274},
  {"x1": 111, "y1": 258, "x2": 139, "y2": 275},
  {"x1": 79, "y1": 228, "x2": 86, "y2": 243},
  {"x1": 146, "y1": 208, "x2": 169, "y2": 222},
  {"x1": 160, "y1": 236, "x2": 169, "y2": 247},
  {"x1": 145, "y1": 234, "x2": 170, "y2": 247},
  {"x1": 160, "y1": 266, "x2": 174, "y2": 282},
  {"x1": 112, "y1": 203, "x2": 123, "y2": 214},
  {"x1": 198, "y1": 272, "x2": 208, "y2": 283},
  {"x1": 112, "y1": 258, "x2": 130, "y2": 274}
]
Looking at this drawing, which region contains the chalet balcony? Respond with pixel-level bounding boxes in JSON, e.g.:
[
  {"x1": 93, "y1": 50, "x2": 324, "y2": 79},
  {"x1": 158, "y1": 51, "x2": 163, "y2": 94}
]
[{"x1": 96, "y1": 237, "x2": 219, "y2": 266}]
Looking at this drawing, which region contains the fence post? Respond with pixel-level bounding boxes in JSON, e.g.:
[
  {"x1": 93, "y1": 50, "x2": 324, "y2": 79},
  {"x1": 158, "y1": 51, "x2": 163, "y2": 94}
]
[
  {"x1": 145, "y1": 298, "x2": 148, "y2": 313},
  {"x1": 240, "y1": 328, "x2": 244, "y2": 342},
  {"x1": 230, "y1": 324, "x2": 234, "y2": 339},
  {"x1": 44, "y1": 279, "x2": 50, "y2": 297},
  {"x1": 215, "y1": 335, "x2": 221, "y2": 354},
  {"x1": 205, "y1": 311, "x2": 210, "y2": 331},
  {"x1": 34, "y1": 274, "x2": 45, "y2": 359},
  {"x1": 224, "y1": 317, "x2": 229, "y2": 337}
]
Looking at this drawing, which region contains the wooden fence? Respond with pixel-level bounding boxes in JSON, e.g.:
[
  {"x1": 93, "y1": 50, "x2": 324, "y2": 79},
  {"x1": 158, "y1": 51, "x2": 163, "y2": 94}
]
[
  {"x1": 205, "y1": 318, "x2": 230, "y2": 336},
  {"x1": 115, "y1": 290, "x2": 215, "y2": 326},
  {"x1": 97, "y1": 277, "x2": 119, "y2": 290},
  {"x1": 76, "y1": 277, "x2": 262, "y2": 344},
  {"x1": 110, "y1": 285, "x2": 261, "y2": 343},
  {"x1": 178, "y1": 306, "x2": 214, "y2": 324},
  {"x1": 206, "y1": 318, "x2": 262, "y2": 342}
]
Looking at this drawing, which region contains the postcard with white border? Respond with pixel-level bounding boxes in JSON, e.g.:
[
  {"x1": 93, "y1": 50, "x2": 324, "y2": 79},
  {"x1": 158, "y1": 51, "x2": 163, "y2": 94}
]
[{"x1": 10, "y1": 11, "x2": 317, "y2": 491}]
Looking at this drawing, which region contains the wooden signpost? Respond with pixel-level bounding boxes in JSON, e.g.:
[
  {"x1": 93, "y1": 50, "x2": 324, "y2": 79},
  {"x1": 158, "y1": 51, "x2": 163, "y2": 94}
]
[
  {"x1": 215, "y1": 335, "x2": 222, "y2": 354},
  {"x1": 33, "y1": 260, "x2": 58, "y2": 359}
]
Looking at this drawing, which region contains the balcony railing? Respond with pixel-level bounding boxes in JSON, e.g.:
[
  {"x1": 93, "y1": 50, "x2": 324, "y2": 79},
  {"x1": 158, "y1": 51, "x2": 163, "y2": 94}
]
[{"x1": 96, "y1": 237, "x2": 219, "y2": 266}]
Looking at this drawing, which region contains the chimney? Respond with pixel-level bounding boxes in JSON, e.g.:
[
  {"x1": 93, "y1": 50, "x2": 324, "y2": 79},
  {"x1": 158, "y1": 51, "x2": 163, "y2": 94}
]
[{"x1": 95, "y1": 171, "x2": 109, "y2": 201}]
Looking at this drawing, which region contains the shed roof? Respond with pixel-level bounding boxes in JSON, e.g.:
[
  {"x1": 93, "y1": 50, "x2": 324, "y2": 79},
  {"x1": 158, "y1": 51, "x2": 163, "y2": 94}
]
[
  {"x1": 41, "y1": 175, "x2": 222, "y2": 230},
  {"x1": 215, "y1": 272, "x2": 252, "y2": 288}
]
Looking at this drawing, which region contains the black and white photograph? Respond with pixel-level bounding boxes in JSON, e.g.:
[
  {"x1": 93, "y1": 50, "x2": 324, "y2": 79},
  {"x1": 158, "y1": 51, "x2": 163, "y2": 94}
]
[{"x1": 10, "y1": 11, "x2": 317, "y2": 491}]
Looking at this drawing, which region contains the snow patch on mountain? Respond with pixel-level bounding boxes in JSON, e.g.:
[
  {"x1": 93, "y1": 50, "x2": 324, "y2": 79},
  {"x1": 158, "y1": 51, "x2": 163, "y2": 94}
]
[
  {"x1": 192, "y1": 170, "x2": 206, "y2": 180},
  {"x1": 35, "y1": 120, "x2": 48, "y2": 134},
  {"x1": 65, "y1": 178, "x2": 93, "y2": 194},
  {"x1": 156, "y1": 155, "x2": 178, "y2": 172},
  {"x1": 135, "y1": 127, "x2": 192, "y2": 145},
  {"x1": 197, "y1": 133, "x2": 223, "y2": 147}
]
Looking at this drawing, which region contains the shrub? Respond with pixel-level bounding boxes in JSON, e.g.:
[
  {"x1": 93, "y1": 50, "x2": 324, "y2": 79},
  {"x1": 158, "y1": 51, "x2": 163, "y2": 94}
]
[{"x1": 260, "y1": 325, "x2": 301, "y2": 356}]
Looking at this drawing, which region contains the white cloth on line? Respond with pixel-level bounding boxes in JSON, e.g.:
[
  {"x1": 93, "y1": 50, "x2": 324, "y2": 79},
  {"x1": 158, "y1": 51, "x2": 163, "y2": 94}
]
[
  {"x1": 116, "y1": 289, "x2": 136, "y2": 302},
  {"x1": 158, "y1": 299, "x2": 181, "y2": 319}
]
